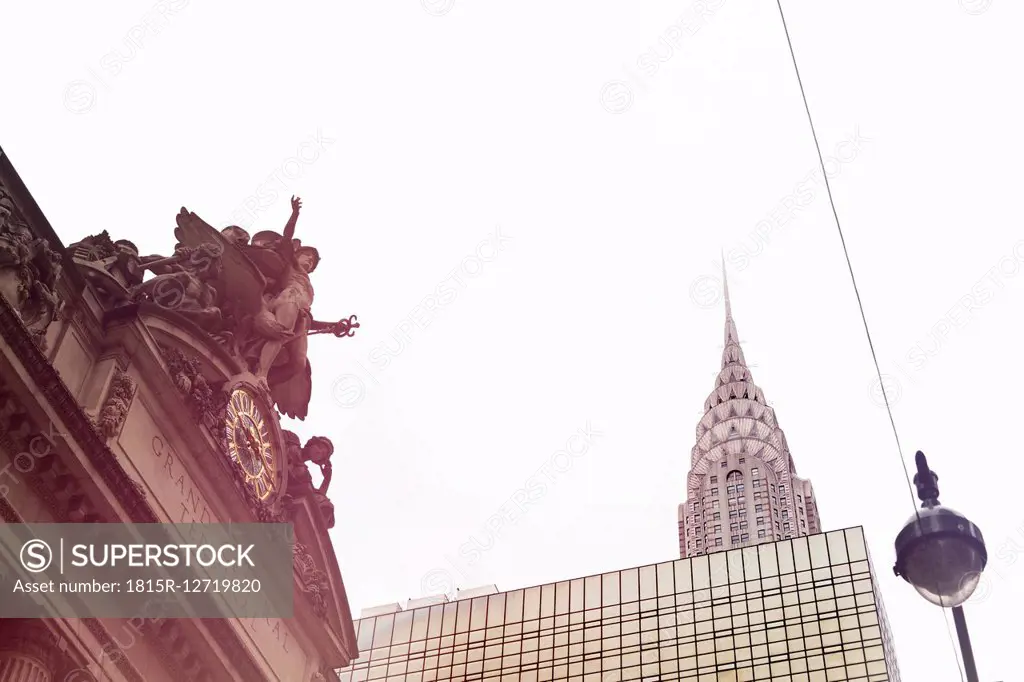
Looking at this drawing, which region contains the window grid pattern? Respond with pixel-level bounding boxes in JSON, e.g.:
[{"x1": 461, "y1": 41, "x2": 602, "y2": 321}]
[{"x1": 338, "y1": 528, "x2": 899, "y2": 682}]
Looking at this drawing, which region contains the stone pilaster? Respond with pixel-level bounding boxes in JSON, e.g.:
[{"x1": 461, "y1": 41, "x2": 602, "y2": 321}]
[{"x1": 0, "y1": 620, "x2": 60, "y2": 682}]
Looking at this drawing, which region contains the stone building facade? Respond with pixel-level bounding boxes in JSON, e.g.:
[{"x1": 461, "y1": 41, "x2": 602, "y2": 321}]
[{"x1": 0, "y1": 145, "x2": 358, "y2": 681}]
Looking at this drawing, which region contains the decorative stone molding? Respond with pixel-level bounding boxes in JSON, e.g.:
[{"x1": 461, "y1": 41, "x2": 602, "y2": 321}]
[
  {"x1": 157, "y1": 345, "x2": 229, "y2": 432},
  {"x1": 145, "y1": 621, "x2": 213, "y2": 682},
  {"x1": 0, "y1": 183, "x2": 64, "y2": 349},
  {"x1": 294, "y1": 542, "x2": 330, "y2": 618},
  {"x1": 0, "y1": 497, "x2": 18, "y2": 523},
  {"x1": 128, "y1": 478, "x2": 147, "y2": 498},
  {"x1": 66, "y1": 231, "x2": 143, "y2": 306},
  {"x1": 0, "y1": 385, "x2": 33, "y2": 450},
  {"x1": 68, "y1": 231, "x2": 118, "y2": 263},
  {"x1": 0, "y1": 379, "x2": 103, "y2": 524},
  {"x1": 95, "y1": 367, "x2": 137, "y2": 439}
]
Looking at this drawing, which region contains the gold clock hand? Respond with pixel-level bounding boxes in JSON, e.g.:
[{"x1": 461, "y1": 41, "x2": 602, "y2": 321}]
[{"x1": 246, "y1": 427, "x2": 262, "y2": 452}]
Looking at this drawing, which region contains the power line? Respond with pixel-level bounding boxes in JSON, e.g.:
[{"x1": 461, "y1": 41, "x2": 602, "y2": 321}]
[
  {"x1": 770, "y1": 0, "x2": 917, "y2": 513},
  {"x1": 770, "y1": 2, "x2": 965, "y2": 680}
]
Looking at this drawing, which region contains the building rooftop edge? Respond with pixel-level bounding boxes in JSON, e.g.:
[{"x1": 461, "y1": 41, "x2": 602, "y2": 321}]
[{"x1": 354, "y1": 526, "x2": 871, "y2": 619}]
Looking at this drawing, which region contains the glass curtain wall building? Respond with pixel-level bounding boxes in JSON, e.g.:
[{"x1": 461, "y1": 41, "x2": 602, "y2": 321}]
[{"x1": 338, "y1": 527, "x2": 900, "y2": 682}]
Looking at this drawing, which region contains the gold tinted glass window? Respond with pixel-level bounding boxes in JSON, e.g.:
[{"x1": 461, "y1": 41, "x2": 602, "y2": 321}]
[{"x1": 340, "y1": 528, "x2": 898, "y2": 682}]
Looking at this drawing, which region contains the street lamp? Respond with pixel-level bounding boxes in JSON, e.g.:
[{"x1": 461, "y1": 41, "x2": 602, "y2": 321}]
[{"x1": 894, "y1": 451, "x2": 987, "y2": 682}]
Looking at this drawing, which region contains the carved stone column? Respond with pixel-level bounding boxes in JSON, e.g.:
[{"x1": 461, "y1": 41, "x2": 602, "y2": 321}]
[{"x1": 0, "y1": 620, "x2": 60, "y2": 682}]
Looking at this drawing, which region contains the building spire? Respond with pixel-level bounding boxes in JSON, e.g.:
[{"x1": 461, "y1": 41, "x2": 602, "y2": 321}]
[
  {"x1": 721, "y1": 256, "x2": 740, "y2": 358},
  {"x1": 722, "y1": 249, "x2": 732, "y2": 321}
]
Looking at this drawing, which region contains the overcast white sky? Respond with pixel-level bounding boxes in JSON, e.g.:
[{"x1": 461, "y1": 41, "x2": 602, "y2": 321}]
[{"x1": 3, "y1": 1, "x2": 1022, "y2": 679}]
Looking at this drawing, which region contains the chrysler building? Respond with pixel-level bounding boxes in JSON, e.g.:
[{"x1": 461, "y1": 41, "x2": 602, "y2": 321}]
[{"x1": 679, "y1": 266, "x2": 821, "y2": 557}]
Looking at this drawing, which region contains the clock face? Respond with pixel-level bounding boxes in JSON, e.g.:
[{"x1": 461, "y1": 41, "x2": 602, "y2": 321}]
[{"x1": 224, "y1": 388, "x2": 277, "y2": 500}]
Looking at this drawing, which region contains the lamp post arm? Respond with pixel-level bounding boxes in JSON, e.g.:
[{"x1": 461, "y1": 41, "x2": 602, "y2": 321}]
[{"x1": 952, "y1": 605, "x2": 979, "y2": 682}]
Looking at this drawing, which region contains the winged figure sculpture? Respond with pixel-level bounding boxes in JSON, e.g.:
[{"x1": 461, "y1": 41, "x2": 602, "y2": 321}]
[{"x1": 175, "y1": 197, "x2": 357, "y2": 420}]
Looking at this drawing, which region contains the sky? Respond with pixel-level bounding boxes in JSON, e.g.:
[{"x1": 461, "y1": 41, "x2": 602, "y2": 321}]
[{"x1": 2, "y1": 0, "x2": 1022, "y2": 679}]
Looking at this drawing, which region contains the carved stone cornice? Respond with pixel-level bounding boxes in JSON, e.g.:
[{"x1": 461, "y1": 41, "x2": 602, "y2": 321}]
[
  {"x1": 0, "y1": 293, "x2": 152, "y2": 521},
  {"x1": 0, "y1": 382, "x2": 103, "y2": 523}
]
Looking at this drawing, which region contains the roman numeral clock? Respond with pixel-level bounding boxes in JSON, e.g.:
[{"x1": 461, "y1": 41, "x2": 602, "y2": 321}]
[{"x1": 223, "y1": 384, "x2": 285, "y2": 501}]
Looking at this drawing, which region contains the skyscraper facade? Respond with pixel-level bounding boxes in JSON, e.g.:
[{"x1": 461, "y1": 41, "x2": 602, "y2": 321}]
[
  {"x1": 340, "y1": 528, "x2": 900, "y2": 681},
  {"x1": 679, "y1": 268, "x2": 821, "y2": 558}
]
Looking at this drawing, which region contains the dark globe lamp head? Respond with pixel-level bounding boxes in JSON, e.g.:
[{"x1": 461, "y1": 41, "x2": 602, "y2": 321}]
[
  {"x1": 894, "y1": 504, "x2": 987, "y2": 607},
  {"x1": 893, "y1": 451, "x2": 987, "y2": 607}
]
